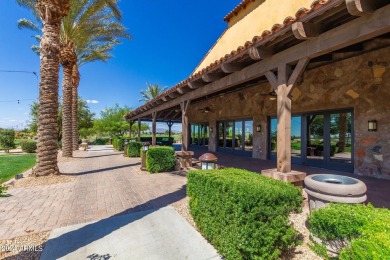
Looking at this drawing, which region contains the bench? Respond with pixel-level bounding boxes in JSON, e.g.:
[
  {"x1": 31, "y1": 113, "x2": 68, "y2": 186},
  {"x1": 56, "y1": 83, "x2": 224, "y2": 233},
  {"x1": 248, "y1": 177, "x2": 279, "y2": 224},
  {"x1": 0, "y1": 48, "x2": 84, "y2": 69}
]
[{"x1": 175, "y1": 151, "x2": 194, "y2": 168}]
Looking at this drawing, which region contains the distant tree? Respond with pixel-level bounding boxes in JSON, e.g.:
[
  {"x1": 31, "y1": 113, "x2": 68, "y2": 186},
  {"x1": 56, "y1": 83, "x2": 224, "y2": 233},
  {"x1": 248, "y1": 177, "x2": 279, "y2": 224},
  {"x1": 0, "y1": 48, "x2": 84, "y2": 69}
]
[
  {"x1": 28, "y1": 98, "x2": 95, "y2": 140},
  {"x1": 0, "y1": 129, "x2": 16, "y2": 153},
  {"x1": 93, "y1": 104, "x2": 131, "y2": 137},
  {"x1": 139, "y1": 83, "x2": 167, "y2": 102}
]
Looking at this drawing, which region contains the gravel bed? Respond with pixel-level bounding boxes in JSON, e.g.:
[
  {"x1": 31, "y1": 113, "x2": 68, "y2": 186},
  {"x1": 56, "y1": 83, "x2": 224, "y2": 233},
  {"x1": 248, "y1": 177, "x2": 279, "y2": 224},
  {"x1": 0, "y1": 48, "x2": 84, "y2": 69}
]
[
  {"x1": 7, "y1": 175, "x2": 75, "y2": 189},
  {"x1": 0, "y1": 231, "x2": 49, "y2": 260},
  {"x1": 172, "y1": 196, "x2": 321, "y2": 260}
]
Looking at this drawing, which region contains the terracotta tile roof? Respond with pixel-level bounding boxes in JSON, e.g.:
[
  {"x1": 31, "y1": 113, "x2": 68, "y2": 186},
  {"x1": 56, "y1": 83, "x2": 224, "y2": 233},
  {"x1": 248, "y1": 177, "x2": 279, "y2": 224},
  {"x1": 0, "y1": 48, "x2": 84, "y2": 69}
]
[
  {"x1": 224, "y1": 0, "x2": 255, "y2": 22},
  {"x1": 127, "y1": 0, "x2": 339, "y2": 119}
]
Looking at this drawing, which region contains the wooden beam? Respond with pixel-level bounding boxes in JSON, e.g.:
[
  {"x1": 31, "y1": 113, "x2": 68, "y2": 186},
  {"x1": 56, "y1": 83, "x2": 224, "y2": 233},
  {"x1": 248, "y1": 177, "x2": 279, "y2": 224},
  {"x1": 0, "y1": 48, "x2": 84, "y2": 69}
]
[
  {"x1": 202, "y1": 72, "x2": 221, "y2": 83},
  {"x1": 177, "y1": 87, "x2": 189, "y2": 94},
  {"x1": 288, "y1": 58, "x2": 310, "y2": 87},
  {"x1": 137, "y1": 118, "x2": 141, "y2": 141},
  {"x1": 346, "y1": 0, "x2": 376, "y2": 16},
  {"x1": 168, "y1": 92, "x2": 180, "y2": 98},
  {"x1": 188, "y1": 81, "x2": 204, "y2": 89},
  {"x1": 180, "y1": 100, "x2": 191, "y2": 151},
  {"x1": 128, "y1": 6, "x2": 390, "y2": 120},
  {"x1": 221, "y1": 62, "x2": 245, "y2": 73},
  {"x1": 162, "y1": 109, "x2": 175, "y2": 120},
  {"x1": 162, "y1": 96, "x2": 169, "y2": 102},
  {"x1": 248, "y1": 47, "x2": 271, "y2": 60},
  {"x1": 265, "y1": 71, "x2": 278, "y2": 90},
  {"x1": 292, "y1": 22, "x2": 320, "y2": 40}
]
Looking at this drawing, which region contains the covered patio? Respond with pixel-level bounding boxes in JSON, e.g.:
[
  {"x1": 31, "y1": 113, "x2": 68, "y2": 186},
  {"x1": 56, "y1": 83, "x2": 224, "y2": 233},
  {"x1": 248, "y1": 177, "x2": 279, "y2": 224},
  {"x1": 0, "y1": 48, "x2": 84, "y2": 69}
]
[
  {"x1": 188, "y1": 146, "x2": 390, "y2": 208},
  {"x1": 126, "y1": 1, "x2": 390, "y2": 183}
]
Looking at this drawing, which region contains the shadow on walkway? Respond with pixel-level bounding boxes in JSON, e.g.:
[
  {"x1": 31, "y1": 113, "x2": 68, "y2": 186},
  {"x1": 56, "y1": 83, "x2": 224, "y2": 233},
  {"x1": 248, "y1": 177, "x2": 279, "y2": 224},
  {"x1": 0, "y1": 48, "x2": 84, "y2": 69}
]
[
  {"x1": 78, "y1": 153, "x2": 122, "y2": 159},
  {"x1": 8, "y1": 186, "x2": 186, "y2": 260},
  {"x1": 61, "y1": 163, "x2": 140, "y2": 176}
]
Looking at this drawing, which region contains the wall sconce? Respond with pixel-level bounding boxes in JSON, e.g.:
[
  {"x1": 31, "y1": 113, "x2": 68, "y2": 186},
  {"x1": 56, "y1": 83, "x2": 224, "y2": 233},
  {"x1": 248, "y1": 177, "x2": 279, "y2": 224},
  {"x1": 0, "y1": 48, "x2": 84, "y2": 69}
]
[
  {"x1": 256, "y1": 125, "x2": 261, "y2": 132},
  {"x1": 368, "y1": 120, "x2": 377, "y2": 131}
]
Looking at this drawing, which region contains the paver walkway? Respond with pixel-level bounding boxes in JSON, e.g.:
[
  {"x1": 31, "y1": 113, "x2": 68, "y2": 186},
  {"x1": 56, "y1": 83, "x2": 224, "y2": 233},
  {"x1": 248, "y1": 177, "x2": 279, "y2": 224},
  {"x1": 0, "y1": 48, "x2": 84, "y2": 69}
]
[{"x1": 0, "y1": 145, "x2": 187, "y2": 240}]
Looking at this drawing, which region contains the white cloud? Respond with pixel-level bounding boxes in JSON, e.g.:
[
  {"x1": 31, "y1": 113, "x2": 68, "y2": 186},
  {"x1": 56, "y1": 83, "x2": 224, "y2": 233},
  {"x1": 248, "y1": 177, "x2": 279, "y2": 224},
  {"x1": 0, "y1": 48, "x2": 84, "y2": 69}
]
[{"x1": 86, "y1": 99, "x2": 99, "y2": 104}]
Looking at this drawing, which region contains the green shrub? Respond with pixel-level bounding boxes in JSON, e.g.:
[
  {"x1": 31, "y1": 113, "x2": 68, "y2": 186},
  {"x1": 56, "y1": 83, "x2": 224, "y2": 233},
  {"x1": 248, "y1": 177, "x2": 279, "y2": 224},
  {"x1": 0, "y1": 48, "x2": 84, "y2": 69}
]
[
  {"x1": 187, "y1": 168, "x2": 303, "y2": 260},
  {"x1": 146, "y1": 146, "x2": 175, "y2": 173},
  {"x1": 93, "y1": 138, "x2": 109, "y2": 145},
  {"x1": 57, "y1": 141, "x2": 62, "y2": 149},
  {"x1": 20, "y1": 140, "x2": 37, "y2": 153},
  {"x1": 112, "y1": 137, "x2": 118, "y2": 149},
  {"x1": 0, "y1": 129, "x2": 16, "y2": 152},
  {"x1": 127, "y1": 142, "x2": 143, "y2": 157},
  {"x1": 308, "y1": 203, "x2": 390, "y2": 259},
  {"x1": 0, "y1": 179, "x2": 8, "y2": 196}
]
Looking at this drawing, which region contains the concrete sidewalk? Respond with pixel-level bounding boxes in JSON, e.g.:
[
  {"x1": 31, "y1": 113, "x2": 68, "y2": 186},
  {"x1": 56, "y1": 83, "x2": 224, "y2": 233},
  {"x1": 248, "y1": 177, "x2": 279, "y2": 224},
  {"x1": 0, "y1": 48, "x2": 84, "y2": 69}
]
[{"x1": 41, "y1": 206, "x2": 220, "y2": 260}]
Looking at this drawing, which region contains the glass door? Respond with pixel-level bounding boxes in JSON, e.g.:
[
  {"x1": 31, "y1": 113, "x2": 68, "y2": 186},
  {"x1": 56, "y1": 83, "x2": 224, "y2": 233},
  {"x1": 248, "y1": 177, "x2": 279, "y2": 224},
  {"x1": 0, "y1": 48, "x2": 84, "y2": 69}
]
[
  {"x1": 329, "y1": 112, "x2": 353, "y2": 167},
  {"x1": 269, "y1": 110, "x2": 353, "y2": 172},
  {"x1": 306, "y1": 114, "x2": 325, "y2": 166},
  {"x1": 217, "y1": 119, "x2": 253, "y2": 156}
]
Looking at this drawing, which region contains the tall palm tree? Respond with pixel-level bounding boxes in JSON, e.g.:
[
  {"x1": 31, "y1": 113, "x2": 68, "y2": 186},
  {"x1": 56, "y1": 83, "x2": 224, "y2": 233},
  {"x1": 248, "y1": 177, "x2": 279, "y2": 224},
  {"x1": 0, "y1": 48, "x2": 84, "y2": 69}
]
[
  {"x1": 19, "y1": 0, "x2": 130, "y2": 157},
  {"x1": 139, "y1": 83, "x2": 167, "y2": 102},
  {"x1": 17, "y1": 0, "x2": 71, "y2": 175}
]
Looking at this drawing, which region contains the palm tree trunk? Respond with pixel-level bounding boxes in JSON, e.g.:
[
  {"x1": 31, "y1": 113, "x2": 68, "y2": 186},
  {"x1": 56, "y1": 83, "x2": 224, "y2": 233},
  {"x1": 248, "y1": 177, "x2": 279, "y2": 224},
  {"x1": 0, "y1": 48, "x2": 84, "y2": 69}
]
[
  {"x1": 33, "y1": 0, "x2": 70, "y2": 176},
  {"x1": 72, "y1": 65, "x2": 80, "y2": 151},
  {"x1": 60, "y1": 44, "x2": 77, "y2": 158},
  {"x1": 61, "y1": 65, "x2": 74, "y2": 157}
]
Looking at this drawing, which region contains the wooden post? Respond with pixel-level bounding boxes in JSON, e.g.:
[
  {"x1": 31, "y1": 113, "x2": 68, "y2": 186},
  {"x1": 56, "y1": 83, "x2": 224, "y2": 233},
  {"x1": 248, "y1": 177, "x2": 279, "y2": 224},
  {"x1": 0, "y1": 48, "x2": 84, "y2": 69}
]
[
  {"x1": 167, "y1": 121, "x2": 174, "y2": 138},
  {"x1": 180, "y1": 100, "x2": 191, "y2": 151},
  {"x1": 137, "y1": 118, "x2": 141, "y2": 141},
  {"x1": 129, "y1": 120, "x2": 135, "y2": 139},
  {"x1": 265, "y1": 58, "x2": 309, "y2": 173},
  {"x1": 152, "y1": 112, "x2": 157, "y2": 146}
]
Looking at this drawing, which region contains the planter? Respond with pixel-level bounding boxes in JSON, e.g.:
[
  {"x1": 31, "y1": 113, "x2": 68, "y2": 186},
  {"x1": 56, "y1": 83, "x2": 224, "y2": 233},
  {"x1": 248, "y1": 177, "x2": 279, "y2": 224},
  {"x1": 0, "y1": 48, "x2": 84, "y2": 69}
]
[{"x1": 304, "y1": 174, "x2": 367, "y2": 211}]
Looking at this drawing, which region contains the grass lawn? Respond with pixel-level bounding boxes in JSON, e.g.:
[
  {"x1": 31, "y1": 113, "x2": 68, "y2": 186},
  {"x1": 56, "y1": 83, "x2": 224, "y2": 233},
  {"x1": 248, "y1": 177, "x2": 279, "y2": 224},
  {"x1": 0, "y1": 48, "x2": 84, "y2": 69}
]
[{"x1": 0, "y1": 154, "x2": 36, "y2": 183}]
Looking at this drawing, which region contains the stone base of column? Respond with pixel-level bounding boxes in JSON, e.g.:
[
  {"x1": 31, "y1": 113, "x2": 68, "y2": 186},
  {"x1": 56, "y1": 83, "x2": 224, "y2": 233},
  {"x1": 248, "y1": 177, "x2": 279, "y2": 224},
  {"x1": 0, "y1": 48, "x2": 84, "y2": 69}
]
[{"x1": 262, "y1": 169, "x2": 306, "y2": 187}]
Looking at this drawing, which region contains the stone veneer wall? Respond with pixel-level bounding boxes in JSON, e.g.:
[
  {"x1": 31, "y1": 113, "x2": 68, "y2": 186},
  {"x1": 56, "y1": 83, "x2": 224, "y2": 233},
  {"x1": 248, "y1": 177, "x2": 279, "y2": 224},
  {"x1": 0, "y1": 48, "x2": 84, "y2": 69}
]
[{"x1": 187, "y1": 47, "x2": 390, "y2": 179}]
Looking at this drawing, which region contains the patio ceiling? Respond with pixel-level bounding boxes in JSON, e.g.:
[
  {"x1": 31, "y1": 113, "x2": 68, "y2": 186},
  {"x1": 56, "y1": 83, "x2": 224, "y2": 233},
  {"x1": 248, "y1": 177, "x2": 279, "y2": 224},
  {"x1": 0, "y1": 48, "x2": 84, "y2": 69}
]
[{"x1": 125, "y1": 0, "x2": 390, "y2": 122}]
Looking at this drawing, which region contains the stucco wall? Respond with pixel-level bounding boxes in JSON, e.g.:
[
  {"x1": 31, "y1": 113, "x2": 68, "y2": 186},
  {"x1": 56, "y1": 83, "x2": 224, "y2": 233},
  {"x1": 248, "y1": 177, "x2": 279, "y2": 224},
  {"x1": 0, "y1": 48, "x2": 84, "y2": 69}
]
[
  {"x1": 188, "y1": 47, "x2": 390, "y2": 178},
  {"x1": 193, "y1": 0, "x2": 314, "y2": 74}
]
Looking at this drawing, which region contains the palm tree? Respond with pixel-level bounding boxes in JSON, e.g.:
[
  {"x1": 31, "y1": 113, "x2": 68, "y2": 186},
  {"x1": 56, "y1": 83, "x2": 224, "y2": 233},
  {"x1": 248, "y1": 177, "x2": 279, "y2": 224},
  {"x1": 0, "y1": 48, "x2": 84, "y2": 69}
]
[
  {"x1": 17, "y1": 0, "x2": 71, "y2": 175},
  {"x1": 139, "y1": 83, "x2": 167, "y2": 102},
  {"x1": 18, "y1": 0, "x2": 131, "y2": 157}
]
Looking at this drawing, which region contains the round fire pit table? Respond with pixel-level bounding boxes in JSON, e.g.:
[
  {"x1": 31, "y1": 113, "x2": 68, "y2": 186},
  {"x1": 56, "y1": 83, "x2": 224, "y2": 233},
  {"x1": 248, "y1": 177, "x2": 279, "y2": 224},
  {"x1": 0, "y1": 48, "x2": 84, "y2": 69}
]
[{"x1": 304, "y1": 174, "x2": 367, "y2": 211}]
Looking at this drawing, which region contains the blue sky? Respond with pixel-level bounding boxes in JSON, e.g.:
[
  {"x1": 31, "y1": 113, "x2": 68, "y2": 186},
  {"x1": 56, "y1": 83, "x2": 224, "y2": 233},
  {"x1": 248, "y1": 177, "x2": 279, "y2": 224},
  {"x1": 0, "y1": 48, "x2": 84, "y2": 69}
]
[{"x1": 0, "y1": 0, "x2": 239, "y2": 130}]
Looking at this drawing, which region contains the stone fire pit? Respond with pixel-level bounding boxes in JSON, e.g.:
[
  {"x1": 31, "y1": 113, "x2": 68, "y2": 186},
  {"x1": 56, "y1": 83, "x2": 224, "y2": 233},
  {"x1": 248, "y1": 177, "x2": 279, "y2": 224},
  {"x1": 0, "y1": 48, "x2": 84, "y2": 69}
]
[{"x1": 304, "y1": 174, "x2": 367, "y2": 211}]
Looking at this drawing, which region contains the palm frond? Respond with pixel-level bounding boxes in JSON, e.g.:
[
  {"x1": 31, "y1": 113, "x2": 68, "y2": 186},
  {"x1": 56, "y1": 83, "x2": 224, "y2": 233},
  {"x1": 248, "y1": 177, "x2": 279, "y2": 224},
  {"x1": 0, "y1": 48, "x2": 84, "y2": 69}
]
[{"x1": 17, "y1": 18, "x2": 41, "y2": 32}]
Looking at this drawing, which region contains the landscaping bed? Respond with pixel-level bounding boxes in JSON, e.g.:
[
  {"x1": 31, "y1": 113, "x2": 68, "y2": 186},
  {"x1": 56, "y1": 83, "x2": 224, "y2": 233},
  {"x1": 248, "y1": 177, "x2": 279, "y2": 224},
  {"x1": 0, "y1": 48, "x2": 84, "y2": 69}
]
[
  {"x1": 187, "y1": 168, "x2": 303, "y2": 259},
  {"x1": 0, "y1": 154, "x2": 36, "y2": 183}
]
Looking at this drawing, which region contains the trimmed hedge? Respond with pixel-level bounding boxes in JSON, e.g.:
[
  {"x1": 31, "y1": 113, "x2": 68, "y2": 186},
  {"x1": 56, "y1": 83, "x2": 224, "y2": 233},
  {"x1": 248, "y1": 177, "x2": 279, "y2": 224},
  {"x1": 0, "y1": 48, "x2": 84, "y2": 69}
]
[
  {"x1": 92, "y1": 138, "x2": 109, "y2": 145},
  {"x1": 146, "y1": 146, "x2": 175, "y2": 173},
  {"x1": 126, "y1": 142, "x2": 143, "y2": 157},
  {"x1": 187, "y1": 168, "x2": 303, "y2": 260},
  {"x1": 112, "y1": 138, "x2": 125, "y2": 151},
  {"x1": 308, "y1": 203, "x2": 390, "y2": 259},
  {"x1": 20, "y1": 140, "x2": 37, "y2": 153}
]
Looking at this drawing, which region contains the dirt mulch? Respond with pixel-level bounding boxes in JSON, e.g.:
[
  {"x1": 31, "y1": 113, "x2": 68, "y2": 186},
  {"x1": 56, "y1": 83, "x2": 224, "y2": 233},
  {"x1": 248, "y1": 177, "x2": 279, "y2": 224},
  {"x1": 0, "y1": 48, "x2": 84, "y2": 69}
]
[
  {"x1": 172, "y1": 197, "x2": 320, "y2": 260},
  {"x1": 0, "y1": 232, "x2": 49, "y2": 260},
  {"x1": 7, "y1": 174, "x2": 75, "y2": 189}
]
